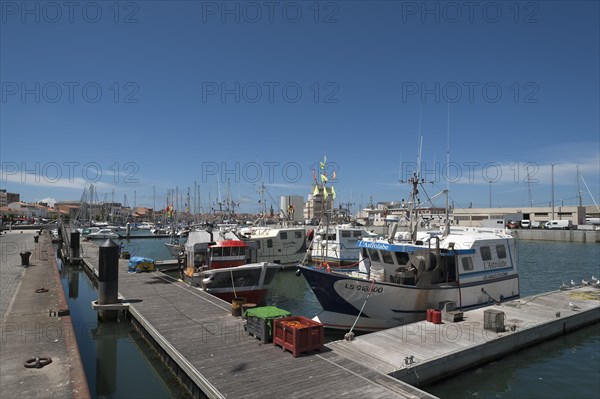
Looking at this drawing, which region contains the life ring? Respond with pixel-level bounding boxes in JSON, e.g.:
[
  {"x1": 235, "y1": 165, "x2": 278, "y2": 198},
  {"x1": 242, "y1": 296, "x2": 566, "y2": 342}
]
[
  {"x1": 24, "y1": 357, "x2": 52, "y2": 369},
  {"x1": 323, "y1": 262, "x2": 331, "y2": 272}
]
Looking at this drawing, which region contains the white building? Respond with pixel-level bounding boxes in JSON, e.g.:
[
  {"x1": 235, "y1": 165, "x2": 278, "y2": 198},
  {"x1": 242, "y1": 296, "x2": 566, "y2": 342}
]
[
  {"x1": 280, "y1": 195, "x2": 304, "y2": 222},
  {"x1": 7, "y1": 202, "x2": 49, "y2": 219}
]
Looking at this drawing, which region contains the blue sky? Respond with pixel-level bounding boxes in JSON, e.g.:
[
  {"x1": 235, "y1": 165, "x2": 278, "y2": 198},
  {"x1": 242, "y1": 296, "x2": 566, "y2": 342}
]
[{"x1": 1, "y1": 1, "x2": 599, "y2": 214}]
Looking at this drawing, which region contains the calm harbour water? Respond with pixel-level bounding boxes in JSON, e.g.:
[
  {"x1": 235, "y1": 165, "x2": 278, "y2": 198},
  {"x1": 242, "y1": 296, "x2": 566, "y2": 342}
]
[{"x1": 62, "y1": 237, "x2": 599, "y2": 398}]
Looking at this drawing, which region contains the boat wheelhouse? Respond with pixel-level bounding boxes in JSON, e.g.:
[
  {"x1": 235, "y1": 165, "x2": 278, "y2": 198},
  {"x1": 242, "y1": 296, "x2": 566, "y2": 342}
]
[
  {"x1": 238, "y1": 226, "x2": 307, "y2": 266},
  {"x1": 309, "y1": 225, "x2": 376, "y2": 268}
]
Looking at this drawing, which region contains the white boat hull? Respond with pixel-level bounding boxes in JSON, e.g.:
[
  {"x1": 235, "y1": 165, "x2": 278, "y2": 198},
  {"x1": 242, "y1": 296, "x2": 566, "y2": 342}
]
[{"x1": 299, "y1": 267, "x2": 519, "y2": 331}]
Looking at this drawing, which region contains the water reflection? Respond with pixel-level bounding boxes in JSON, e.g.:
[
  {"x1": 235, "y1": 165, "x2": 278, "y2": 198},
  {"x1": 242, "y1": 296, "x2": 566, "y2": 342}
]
[
  {"x1": 93, "y1": 321, "x2": 118, "y2": 398},
  {"x1": 58, "y1": 258, "x2": 191, "y2": 399}
]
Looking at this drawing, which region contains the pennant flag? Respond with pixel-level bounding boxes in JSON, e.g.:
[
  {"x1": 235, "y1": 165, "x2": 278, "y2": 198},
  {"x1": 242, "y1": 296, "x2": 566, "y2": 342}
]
[
  {"x1": 320, "y1": 174, "x2": 328, "y2": 183},
  {"x1": 313, "y1": 185, "x2": 319, "y2": 196},
  {"x1": 324, "y1": 154, "x2": 327, "y2": 164},
  {"x1": 319, "y1": 161, "x2": 325, "y2": 170},
  {"x1": 323, "y1": 187, "x2": 328, "y2": 199},
  {"x1": 331, "y1": 186, "x2": 336, "y2": 199},
  {"x1": 333, "y1": 170, "x2": 337, "y2": 180},
  {"x1": 312, "y1": 169, "x2": 316, "y2": 182}
]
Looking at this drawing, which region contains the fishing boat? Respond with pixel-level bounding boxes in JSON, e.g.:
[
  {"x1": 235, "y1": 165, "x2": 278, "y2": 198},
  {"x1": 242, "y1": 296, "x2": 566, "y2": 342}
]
[
  {"x1": 309, "y1": 224, "x2": 376, "y2": 269},
  {"x1": 298, "y1": 174, "x2": 520, "y2": 331},
  {"x1": 238, "y1": 226, "x2": 307, "y2": 266},
  {"x1": 183, "y1": 230, "x2": 281, "y2": 304}
]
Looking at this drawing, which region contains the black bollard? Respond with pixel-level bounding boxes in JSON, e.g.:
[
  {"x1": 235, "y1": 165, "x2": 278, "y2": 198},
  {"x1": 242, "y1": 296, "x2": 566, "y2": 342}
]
[
  {"x1": 20, "y1": 251, "x2": 32, "y2": 266},
  {"x1": 98, "y1": 239, "x2": 119, "y2": 321},
  {"x1": 34, "y1": 235, "x2": 39, "y2": 243},
  {"x1": 70, "y1": 231, "x2": 80, "y2": 260}
]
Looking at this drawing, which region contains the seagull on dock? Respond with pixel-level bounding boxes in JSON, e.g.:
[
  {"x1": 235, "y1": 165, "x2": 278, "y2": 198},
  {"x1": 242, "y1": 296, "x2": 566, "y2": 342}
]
[
  {"x1": 560, "y1": 282, "x2": 569, "y2": 290},
  {"x1": 582, "y1": 279, "x2": 589, "y2": 286},
  {"x1": 591, "y1": 276, "x2": 598, "y2": 282},
  {"x1": 570, "y1": 279, "x2": 576, "y2": 286},
  {"x1": 569, "y1": 302, "x2": 580, "y2": 310}
]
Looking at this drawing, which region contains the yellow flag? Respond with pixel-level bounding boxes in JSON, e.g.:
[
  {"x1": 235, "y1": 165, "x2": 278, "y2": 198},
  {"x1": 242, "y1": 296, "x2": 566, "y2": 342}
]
[
  {"x1": 323, "y1": 187, "x2": 328, "y2": 199},
  {"x1": 331, "y1": 186, "x2": 336, "y2": 199},
  {"x1": 321, "y1": 174, "x2": 328, "y2": 183},
  {"x1": 313, "y1": 185, "x2": 319, "y2": 196},
  {"x1": 319, "y1": 161, "x2": 325, "y2": 170}
]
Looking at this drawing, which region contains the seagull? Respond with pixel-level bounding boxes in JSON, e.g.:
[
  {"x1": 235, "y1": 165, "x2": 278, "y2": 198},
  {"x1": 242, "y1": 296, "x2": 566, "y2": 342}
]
[
  {"x1": 596, "y1": 280, "x2": 600, "y2": 286},
  {"x1": 582, "y1": 279, "x2": 589, "y2": 286},
  {"x1": 570, "y1": 279, "x2": 576, "y2": 286},
  {"x1": 591, "y1": 275, "x2": 598, "y2": 282},
  {"x1": 560, "y1": 282, "x2": 568, "y2": 290},
  {"x1": 569, "y1": 302, "x2": 580, "y2": 310}
]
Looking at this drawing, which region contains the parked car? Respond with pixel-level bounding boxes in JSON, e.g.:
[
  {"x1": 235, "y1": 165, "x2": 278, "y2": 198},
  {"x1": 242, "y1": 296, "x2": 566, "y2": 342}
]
[
  {"x1": 520, "y1": 220, "x2": 531, "y2": 228},
  {"x1": 506, "y1": 221, "x2": 519, "y2": 229}
]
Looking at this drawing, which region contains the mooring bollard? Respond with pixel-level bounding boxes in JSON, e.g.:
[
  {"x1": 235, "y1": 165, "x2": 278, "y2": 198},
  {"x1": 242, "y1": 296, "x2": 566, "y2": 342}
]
[
  {"x1": 97, "y1": 239, "x2": 119, "y2": 321},
  {"x1": 20, "y1": 251, "x2": 32, "y2": 266},
  {"x1": 70, "y1": 231, "x2": 80, "y2": 260},
  {"x1": 34, "y1": 235, "x2": 39, "y2": 243}
]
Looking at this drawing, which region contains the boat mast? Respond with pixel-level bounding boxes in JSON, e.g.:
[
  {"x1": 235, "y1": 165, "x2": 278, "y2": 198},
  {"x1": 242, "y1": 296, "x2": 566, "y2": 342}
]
[{"x1": 444, "y1": 102, "x2": 450, "y2": 238}]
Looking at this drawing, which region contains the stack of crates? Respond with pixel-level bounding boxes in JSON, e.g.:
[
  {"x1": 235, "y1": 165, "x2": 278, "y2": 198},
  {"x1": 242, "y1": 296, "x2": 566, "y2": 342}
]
[{"x1": 244, "y1": 306, "x2": 291, "y2": 343}]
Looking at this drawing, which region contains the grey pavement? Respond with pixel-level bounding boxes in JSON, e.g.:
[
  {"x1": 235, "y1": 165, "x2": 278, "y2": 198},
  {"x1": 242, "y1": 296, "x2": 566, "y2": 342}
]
[
  {"x1": 0, "y1": 230, "x2": 37, "y2": 321},
  {"x1": 0, "y1": 230, "x2": 90, "y2": 399}
]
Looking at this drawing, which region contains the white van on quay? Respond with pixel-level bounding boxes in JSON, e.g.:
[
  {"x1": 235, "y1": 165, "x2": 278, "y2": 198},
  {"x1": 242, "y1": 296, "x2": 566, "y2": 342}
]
[
  {"x1": 544, "y1": 220, "x2": 573, "y2": 230},
  {"x1": 520, "y1": 220, "x2": 531, "y2": 229}
]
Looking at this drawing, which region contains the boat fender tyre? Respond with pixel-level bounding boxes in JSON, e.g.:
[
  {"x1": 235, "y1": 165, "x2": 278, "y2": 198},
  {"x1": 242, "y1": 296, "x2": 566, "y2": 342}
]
[{"x1": 24, "y1": 357, "x2": 52, "y2": 369}]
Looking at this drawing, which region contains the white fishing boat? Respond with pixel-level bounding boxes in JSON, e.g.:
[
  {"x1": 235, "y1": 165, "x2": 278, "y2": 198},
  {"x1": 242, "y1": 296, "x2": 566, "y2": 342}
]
[
  {"x1": 298, "y1": 173, "x2": 520, "y2": 331},
  {"x1": 86, "y1": 228, "x2": 120, "y2": 239},
  {"x1": 238, "y1": 226, "x2": 306, "y2": 266},
  {"x1": 309, "y1": 225, "x2": 376, "y2": 269}
]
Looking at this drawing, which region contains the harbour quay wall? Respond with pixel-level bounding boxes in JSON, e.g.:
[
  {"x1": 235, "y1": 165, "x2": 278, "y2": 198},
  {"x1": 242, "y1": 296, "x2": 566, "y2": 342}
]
[{"x1": 512, "y1": 229, "x2": 600, "y2": 243}]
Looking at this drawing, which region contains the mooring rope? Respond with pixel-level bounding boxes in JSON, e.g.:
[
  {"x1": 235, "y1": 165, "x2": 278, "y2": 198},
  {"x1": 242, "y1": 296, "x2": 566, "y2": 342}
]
[{"x1": 347, "y1": 278, "x2": 376, "y2": 335}]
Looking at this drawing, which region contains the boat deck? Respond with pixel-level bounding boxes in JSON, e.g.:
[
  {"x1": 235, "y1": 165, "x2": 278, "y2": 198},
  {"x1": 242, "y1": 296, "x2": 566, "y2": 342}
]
[
  {"x1": 328, "y1": 286, "x2": 600, "y2": 386},
  {"x1": 77, "y1": 239, "x2": 434, "y2": 399}
]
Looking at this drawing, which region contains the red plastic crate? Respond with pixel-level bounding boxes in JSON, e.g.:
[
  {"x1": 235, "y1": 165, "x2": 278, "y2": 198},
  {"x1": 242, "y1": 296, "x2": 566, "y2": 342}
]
[{"x1": 273, "y1": 316, "x2": 324, "y2": 357}]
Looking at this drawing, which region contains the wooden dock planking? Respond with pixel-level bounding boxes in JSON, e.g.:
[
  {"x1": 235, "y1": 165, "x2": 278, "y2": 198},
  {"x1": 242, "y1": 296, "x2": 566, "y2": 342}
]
[
  {"x1": 328, "y1": 287, "x2": 600, "y2": 386},
  {"x1": 75, "y1": 237, "x2": 435, "y2": 399}
]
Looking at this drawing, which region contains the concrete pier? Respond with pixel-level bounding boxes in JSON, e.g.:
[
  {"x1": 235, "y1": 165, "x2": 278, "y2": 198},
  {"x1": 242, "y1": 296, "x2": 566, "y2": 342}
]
[{"x1": 0, "y1": 230, "x2": 90, "y2": 399}]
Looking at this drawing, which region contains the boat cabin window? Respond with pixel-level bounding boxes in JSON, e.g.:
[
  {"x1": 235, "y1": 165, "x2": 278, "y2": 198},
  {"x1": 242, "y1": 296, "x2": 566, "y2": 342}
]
[
  {"x1": 222, "y1": 247, "x2": 231, "y2": 257},
  {"x1": 480, "y1": 246, "x2": 492, "y2": 261},
  {"x1": 212, "y1": 247, "x2": 223, "y2": 257},
  {"x1": 367, "y1": 248, "x2": 381, "y2": 262},
  {"x1": 395, "y1": 252, "x2": 410, "y2": 266},
  {"x1": 280, "y1": 232, "x2": 288, "y2": 240},
  {"x1": 295, "y1": 231, "x2": 302, "y2": 239},
  {"x1": 267, "y1": 239, "x2": 273, "y2": 248},
  {"x1": 462, "y1": 257, "x2": 474, "y2": 271},
  {"x1": 381, "y1": 250, "x2": 395, "y2": 265},
  {"x1": 194, "y1": 252, "x2": 207, "y2": 266},
  {"x1": 341, "y1": 231, "x2": 351, "y2": 238},
  {"x1": 496, "y1": 245, "x2": 507, "y2": 259},
  {"x1": 255, "y1": 240, "x2": 261, "y2": 249},
  {"x1": 353, "y1": 231, "x2": 362, "y2": 238}
]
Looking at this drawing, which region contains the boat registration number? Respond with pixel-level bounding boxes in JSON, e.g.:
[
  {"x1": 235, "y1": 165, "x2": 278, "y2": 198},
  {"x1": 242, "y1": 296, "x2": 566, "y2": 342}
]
[{"x1": 344, "y1": 283, "x2": 383, "y2": 293}]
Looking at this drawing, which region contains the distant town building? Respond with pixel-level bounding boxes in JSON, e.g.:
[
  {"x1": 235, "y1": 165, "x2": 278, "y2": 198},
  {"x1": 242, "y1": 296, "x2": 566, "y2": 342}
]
[
  {"x1": 0, "y1": 189, "x2": 20, "y2": 207},
  {"x1": 452, "y1": 205, "x2": 587, "y2": 227},
  {"x1": 304, "y1": 185, "x2": 334, "y2": 222},
  {"x1": 6, "y1": 202, "x2": 49, "y2": 219}
]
